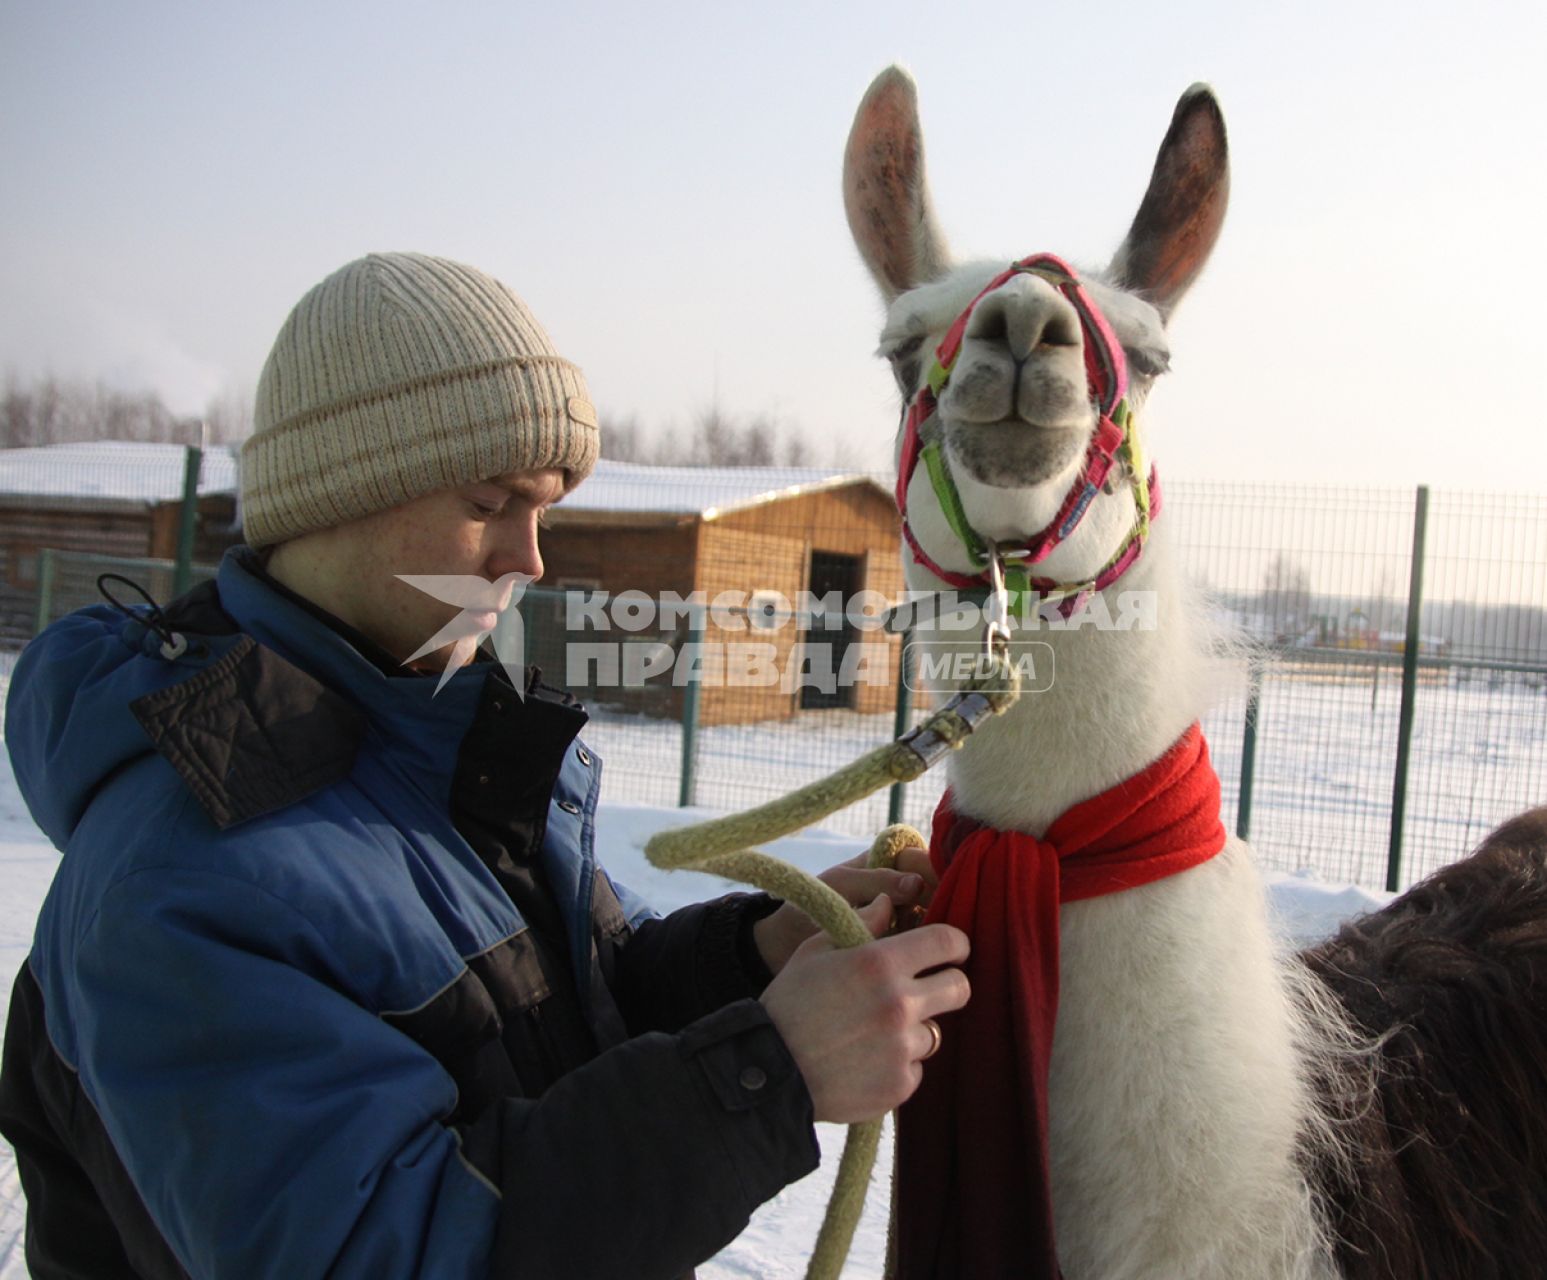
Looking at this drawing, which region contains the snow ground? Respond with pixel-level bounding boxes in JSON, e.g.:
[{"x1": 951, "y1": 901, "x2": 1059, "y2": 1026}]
[
  {"x1": 581, "y1": 666, "x2": 1547, "y2": 894},
  {"x1": 0, "y1": 730, "x2": 1391, "y2": 1279}
]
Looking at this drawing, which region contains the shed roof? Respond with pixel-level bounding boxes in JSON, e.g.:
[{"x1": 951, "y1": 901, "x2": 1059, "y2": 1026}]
[
  {"x1": 0, "y1": 441, "x2": 239, "y2": 512},
  {"x1": 550, "y1": 460, "x2": 893, "y2": 527}
]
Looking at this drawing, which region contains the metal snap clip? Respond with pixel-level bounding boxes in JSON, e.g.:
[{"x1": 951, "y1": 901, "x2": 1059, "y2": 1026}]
[{"x1": 981, "y1": 541, "x2": 1011, "y2": 659}]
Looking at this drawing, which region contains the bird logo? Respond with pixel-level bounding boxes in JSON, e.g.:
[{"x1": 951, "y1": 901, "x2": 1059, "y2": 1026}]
[{"x1": 394, "y1": 572, "x2": 534, "y2": 695}]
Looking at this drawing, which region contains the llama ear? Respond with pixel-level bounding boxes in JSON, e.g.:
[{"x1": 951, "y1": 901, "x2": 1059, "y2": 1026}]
[
  {"x1": 1109, "y1": 85, "x2": 1230, "y2": 320},
  {"x1": 843, "y1": 66, "x2": 951, "y2": 302}
]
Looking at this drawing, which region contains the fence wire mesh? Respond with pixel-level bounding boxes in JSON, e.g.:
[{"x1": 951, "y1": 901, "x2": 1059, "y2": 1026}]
[
  {"x1": 36, "y1": 549, "x2": 220, "y2": 633},
  {"x1": 1172, "y1": 481, "x2": 1547, "y2": 888},
  {"x1": 1, "y1": 443, "x2": 1543, "y2": 891}
]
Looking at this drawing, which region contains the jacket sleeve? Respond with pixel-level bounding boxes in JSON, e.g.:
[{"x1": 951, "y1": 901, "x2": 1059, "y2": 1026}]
[
  {"x1": 67, "y1": 865, "x2": 502, "y2": 1280},
  {"x1": 609, "y1": 891, "x2": 782, "y2": 1035},
  {"x1": 460, "y1": 998, "x2": 820, "y2": 1280},
  {"x1": 67, "y1": 868, "x2": 817, "y2": 1280}
]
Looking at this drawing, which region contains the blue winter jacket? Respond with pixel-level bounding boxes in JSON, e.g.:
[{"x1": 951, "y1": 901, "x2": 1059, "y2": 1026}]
[{"x1": 0, "y1": 548, "x2": 818, "y2": 1279}]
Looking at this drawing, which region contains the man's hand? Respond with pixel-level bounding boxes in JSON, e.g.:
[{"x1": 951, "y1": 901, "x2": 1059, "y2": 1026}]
[
  {"x1": 752, "y1": 844, "x2": 937, "y2": 975},
  {"x1": 761, "y1": 896, "x2": 970, "y2": 1123}
]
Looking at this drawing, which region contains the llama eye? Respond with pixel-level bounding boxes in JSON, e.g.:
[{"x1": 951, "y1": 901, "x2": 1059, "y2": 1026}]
[
  {"x1": 887, "y1": 336, "x2": 927, "y2": 395},
  {"x1": 1126, "y1": 346, "x2": 1171, "y2": 379}
]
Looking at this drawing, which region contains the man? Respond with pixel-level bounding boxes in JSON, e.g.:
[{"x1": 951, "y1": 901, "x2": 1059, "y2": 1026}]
[{"x1": 0, "y1": 252, "x2": 970, "y2": 1279}]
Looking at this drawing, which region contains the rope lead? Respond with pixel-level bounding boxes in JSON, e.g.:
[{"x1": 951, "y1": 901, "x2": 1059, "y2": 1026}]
[{"x1": 644, "y1": 642, "x2": 1021, "y2": 1280}]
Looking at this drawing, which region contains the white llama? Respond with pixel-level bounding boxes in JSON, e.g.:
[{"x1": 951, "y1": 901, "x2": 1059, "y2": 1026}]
[{"x1": 842, "y1": 66, "x2": 1547, "y2": 1280}]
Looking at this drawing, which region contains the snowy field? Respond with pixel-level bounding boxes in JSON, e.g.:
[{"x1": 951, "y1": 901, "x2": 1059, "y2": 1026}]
[
  {"x1": 582, "y1": 665, "x2": 1547, "y2": 893},
  {"x1": 0, "y1": 729, "x2": 1392, "y2": 1279}
]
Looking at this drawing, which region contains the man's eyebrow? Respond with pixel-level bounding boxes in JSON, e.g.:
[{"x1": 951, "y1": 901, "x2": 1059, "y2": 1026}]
[{"x1": 485, "y1": 474, "x2": 565, "y2": 502}]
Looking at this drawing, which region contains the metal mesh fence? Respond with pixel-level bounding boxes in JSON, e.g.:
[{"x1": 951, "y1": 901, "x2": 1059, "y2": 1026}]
[
  {"x1": 0, "y1": 551, "x2": 222, "y2": 728},
  {"x1": 1, "y1": 443, "x2": 1543, "y2": 889},
  {"x1": 1397, "y1": 490, "x2": 1547, "y2": 884},
  {"x1": 0, "y1": 441, "x2": 238, "y2": 647},
  {"x1": 1170, "y1": 482, "x2": 1547, "y2": 889},
  {"x1": 35, "y1": 549, "x2": 220, "y2": 632},
  {"x1": 514, "y1": 585, "x2": 688, "y2": 811}
]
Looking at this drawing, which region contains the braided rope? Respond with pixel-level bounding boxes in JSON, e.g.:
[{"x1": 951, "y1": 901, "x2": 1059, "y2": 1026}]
[{"x1": 644, "y1": 650, "x2": 1020, "y2": 1279}]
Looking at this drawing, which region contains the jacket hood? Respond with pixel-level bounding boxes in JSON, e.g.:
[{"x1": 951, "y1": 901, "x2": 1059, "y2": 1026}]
[
  {"x1": 5, "y1": 604, "x2": 254, "y2": 850},
  {"x1": 6, "y1": 548, "x2": 499, "y2": 851}
]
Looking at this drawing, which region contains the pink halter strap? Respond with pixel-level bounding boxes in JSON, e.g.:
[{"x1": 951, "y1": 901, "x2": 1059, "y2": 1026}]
[{"x1": 895, "y1": 254, "x2": 1159, "y2": 615}]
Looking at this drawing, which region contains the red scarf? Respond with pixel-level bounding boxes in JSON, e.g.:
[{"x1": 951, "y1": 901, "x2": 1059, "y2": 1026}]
[{"x1": 894, "y1": 724, "x2": 1227, "y2": 1279}]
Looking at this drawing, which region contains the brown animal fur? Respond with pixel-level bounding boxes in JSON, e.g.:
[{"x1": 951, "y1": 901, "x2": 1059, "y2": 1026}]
[{"x1": 1304, "y1": 807, "x2": 1547, "y2": 1278}]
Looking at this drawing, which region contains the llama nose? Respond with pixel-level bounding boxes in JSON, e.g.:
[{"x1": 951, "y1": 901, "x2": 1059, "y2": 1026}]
[{"x1": 966, "y1": 278, "x2": 1081, "y2": 362}]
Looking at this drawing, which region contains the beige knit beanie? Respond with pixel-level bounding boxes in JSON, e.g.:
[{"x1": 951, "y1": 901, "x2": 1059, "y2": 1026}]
[{"x1": 241, "y1": 251, "x2": 599, "y2": 548}]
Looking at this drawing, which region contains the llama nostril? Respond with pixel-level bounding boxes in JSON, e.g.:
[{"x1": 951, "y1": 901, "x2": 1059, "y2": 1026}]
[
  {"x1": 970, "y1": 296, "x2": 1010, "y2": 345},
  {"x1": 1040, "y1": 315, "x2": 1080, "y2": 348},
  {"x1": 968, "y1": 290, "x2": 1082, "y2": 361}
]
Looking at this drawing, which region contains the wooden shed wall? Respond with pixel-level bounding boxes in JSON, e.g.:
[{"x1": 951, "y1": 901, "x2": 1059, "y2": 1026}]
[
  {"x1": 695, "y1": 523, "x2": 808, "y2": 726},
  {"x1": 699, "y1": 485, "x2": 905, "y2": 723},
  {"x1": 536, "y1": 522, "x2": 700, "y2": 717},
  {"x1": 713, "y1": 485, "x2": 898, "y2": 553},
  {"x1": 534, "y1": 483, "x2": 907, "y2": 725},
  {"x1": 148, "y1": 495, "x2": 241, "y2": 565},
  {"x1": 539, "y1": 521, "x2": 698, "y2": 600},
  {"x1": 851, "y1": 543, "x2": 905, "y2": 717},
  {"x1": 0, "y1": 507, "x2": 153, "y2": 587}
]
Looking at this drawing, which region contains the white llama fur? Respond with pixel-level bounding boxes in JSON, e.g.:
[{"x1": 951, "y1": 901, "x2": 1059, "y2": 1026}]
[{"x1": 845, "y1": 67, "x2": 1371, "y2": 1279}]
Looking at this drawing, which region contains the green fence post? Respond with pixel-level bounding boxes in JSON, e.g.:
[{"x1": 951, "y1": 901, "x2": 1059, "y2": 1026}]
[
  {"x1": 1386, "y1": 484, "x2": 1430, "y2": 893},
  {"x1": 172, "y1": 440, "x2": 204, "y2": 597},
  {"x1": 34, "y1": 548, "x2": 56, "y2": 636},
  {"x1": 888, "y1": 631, "x2": 915, "y2": 825},
  {"x1": 1237, "y1": 667, "x2": 1261, "y2": 841},
  {"x1": 678, "y1": 611, "x2": 703, "y2": 809}
]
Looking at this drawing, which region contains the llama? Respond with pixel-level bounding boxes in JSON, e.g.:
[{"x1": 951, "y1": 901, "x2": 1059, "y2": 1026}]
[{"x1": 842, "y1": 66, "x2": 1547, "y2": 1279}]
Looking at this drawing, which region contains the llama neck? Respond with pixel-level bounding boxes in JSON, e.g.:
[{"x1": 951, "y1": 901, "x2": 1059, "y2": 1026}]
[{"x1": 938, "y1": 526, "x2": 1225, "y2": 836}]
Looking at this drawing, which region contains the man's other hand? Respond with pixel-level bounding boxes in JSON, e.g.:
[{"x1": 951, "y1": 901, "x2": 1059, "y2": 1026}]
[
  {"x1": 752, "y1": 844, "x2": 937, "y2": 975},
  {"x1": 760, "y1": 897, "x2": 970, "y2": 1124}
]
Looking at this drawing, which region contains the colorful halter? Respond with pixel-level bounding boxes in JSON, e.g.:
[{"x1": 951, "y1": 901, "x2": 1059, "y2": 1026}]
[{"x1": 895, "y1": 253, "x2": 1161, "y2": 618}]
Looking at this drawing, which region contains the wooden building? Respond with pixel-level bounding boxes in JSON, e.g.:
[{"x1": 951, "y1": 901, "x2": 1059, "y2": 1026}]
[
  {"x1": 538, "y1": 461, "x2": 905, "y2": 726},
  {"x1": 0, "y1": 442, "x2": 241, "y2": 641}
]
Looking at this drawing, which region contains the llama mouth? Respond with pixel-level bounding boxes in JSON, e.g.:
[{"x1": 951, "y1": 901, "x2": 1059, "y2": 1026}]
[{"x1": 944, "y1": 419, "x2": 1090, "y2": 488}]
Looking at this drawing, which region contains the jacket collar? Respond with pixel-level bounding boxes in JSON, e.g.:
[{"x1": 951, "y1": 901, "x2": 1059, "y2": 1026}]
[{"x1": 216, "y1": 546, "x2": 499, "y2": 785}]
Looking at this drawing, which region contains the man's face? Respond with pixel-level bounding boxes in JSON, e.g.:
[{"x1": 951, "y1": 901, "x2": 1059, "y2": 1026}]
[{"x1": 314, "y1": 466, "x2": 566, "y2": 673}]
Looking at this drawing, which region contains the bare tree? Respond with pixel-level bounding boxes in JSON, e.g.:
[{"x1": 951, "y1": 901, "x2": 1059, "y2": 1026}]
[
  {"x1": 203, "y1": 384, "x2": 253, "y2": 445},
  {"x1": 780, "y1": 430, "x2": 812, "y2": 467},
  {"x1": 598, "y1": 412, "x2": 650, "y2": 462},
  {"x1": 0, "y1": 375, "x2": 201, "y2": 448},
  {"x1": 597, "y1": 405, "x2": 834, "y2": 468},
  {"x1": 1262, "y1": 552, "x2": 1312, "y2": 642}
]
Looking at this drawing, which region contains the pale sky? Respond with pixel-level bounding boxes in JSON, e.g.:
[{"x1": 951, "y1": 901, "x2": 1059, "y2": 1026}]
[{"x1": 3, "y1": 0, "x2": 1544, "y2": 492}]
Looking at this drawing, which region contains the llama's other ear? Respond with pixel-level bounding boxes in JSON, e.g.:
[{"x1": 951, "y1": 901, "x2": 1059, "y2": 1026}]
[
  {"x1": 843, "y1": 66, "x2": 950, "y2": 302},
  {"x1": 1110, "y1": 85, "x2": 1229, "y2": 320}
]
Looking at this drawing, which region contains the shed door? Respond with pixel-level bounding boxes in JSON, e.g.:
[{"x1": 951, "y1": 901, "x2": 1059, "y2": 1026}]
[{"x1": 800, "y1": 551, "x2": 861, "y2": 710}]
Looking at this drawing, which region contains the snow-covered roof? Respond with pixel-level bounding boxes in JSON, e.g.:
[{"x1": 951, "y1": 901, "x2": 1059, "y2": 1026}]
[
  {"x1": 551, "y1": 460, "x2": 891, "y2": 525},
  {"x1": 0, "y1": 447, "x2": 889, "y2": 525},
  {"x1": 0, "y1": 441, "x2": 239, "y2": 508}
]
